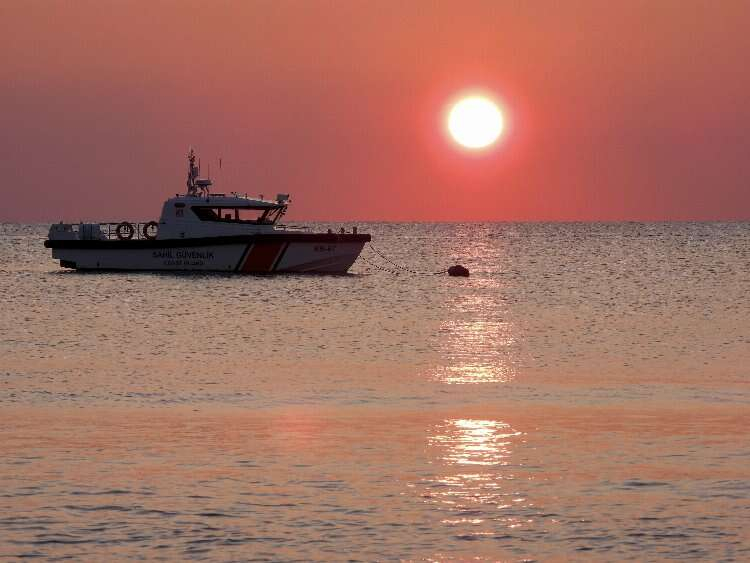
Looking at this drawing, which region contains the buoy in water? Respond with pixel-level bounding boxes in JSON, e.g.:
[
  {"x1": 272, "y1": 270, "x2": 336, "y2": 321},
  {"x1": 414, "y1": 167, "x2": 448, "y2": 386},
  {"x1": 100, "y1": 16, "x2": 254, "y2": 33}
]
[{"x1": 448, "y1": 265, "x2": 470, "y2": 277}]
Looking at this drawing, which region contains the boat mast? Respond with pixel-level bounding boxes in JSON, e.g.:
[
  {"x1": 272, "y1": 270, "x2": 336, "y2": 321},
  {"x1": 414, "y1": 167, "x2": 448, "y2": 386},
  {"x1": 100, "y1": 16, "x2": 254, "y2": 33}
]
[
  {"x1": 186, "y1": 148, "x2": 200, "y2": 195},
  {"x1": 186, "y1": 148, "x2": 212, "y2": 196}
]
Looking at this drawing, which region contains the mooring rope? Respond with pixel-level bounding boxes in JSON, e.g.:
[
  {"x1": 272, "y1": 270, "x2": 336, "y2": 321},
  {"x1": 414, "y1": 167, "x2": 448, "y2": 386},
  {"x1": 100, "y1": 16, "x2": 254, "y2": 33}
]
[
  {"x1": 365, "y1": 242, "x2": 450, "y2": 275},
  {"x1": 357, "y1": 251, "x2": 403, "y2": 274}
]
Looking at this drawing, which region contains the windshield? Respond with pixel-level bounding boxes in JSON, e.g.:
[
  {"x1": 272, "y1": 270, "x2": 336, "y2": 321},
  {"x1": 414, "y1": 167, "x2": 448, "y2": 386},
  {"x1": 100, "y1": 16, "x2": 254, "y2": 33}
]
[{"x1": 191, "y1": 206, "x2": 286, "y2": 224}]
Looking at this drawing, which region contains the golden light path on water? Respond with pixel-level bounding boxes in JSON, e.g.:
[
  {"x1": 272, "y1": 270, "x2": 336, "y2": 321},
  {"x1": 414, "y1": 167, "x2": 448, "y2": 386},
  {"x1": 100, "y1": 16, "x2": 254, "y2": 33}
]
[
  {"x1": 432, "y1": 319, "x2": 518, "y2": 384},
  {"x1": 420, "y1": 419, "x2": 530, "y2": 535},
  {"x1": 429, "y1": 280, "x2": 522, "y2": 384}
]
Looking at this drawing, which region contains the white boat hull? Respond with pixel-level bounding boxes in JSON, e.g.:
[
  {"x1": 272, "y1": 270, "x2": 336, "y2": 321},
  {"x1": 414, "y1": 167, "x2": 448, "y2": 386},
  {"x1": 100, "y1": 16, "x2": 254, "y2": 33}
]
[{"x1": 46, "y1": 235, "x2": 369, "y2": 274}]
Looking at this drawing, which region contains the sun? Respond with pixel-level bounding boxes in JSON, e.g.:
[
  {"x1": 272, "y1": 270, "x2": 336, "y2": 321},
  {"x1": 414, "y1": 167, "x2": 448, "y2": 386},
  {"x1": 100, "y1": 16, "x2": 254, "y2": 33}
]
[{"x1": 447, "y1": 96, "x2": 504, "y2": 150}]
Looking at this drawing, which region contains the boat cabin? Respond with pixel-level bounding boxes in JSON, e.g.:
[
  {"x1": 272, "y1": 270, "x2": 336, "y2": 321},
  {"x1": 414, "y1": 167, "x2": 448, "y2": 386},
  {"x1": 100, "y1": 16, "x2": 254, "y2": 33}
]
[
  {"x1": 157, "y1": 193, "x2": 290, "y2": 239},
  {"x1": 154, "y1": 148, "x2": 292, "y2": 239}
]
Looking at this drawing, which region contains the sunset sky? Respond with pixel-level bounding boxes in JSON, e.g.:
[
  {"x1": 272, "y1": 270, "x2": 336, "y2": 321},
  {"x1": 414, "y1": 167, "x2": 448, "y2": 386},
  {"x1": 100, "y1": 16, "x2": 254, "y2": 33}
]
[{"x1": 2, "y1": 0, "x2": 750, "y2": 222}]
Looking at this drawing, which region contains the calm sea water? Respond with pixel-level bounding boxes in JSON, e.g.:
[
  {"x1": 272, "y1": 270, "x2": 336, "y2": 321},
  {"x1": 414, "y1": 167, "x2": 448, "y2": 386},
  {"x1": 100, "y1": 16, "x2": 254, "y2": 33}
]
[{"x1": 1, "y1": 222, "x2": 748, "y2": 561}]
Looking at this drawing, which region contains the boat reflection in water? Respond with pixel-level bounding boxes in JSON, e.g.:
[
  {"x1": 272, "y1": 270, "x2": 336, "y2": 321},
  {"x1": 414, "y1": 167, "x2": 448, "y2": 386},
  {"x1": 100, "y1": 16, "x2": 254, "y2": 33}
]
[{"x1": 421, "y1": 419, "x2": 531, "y2": 536}]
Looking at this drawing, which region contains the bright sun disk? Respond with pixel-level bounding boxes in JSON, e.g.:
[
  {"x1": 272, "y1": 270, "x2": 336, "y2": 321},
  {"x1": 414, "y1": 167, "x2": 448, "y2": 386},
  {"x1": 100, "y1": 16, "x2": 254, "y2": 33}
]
[{"x1": 447, "y1": 96, "x2": 504, "y2": 149}]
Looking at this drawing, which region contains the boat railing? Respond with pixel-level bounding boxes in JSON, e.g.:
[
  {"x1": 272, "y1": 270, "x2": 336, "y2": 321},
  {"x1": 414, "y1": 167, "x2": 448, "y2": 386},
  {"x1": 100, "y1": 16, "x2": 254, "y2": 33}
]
[
  {"x1": 65, "y1": 221, "x2": 159, "y2": 241},
  {"x1": 276, "y1": 224, "x2": 310, "y2": 232},
  {"x1": 100, "y1": 222, "x2": 159, "y2": 240}
]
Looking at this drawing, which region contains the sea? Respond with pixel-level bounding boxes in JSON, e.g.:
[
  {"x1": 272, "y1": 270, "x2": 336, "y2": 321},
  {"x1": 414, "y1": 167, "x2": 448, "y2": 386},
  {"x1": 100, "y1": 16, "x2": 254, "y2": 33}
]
[{"x1": 0, "y1": 222, "x2": 748, "y2": 561}]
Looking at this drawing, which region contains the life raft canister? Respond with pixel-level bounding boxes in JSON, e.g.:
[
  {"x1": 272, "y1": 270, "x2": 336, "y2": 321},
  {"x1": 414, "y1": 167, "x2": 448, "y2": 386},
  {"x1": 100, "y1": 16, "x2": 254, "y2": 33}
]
[
  {"x1": 115, "y1": 221, "x2": 135, "y2": 240},
  {"x1": 142, "y1": 221, "x2": 158, "y2": 240}
]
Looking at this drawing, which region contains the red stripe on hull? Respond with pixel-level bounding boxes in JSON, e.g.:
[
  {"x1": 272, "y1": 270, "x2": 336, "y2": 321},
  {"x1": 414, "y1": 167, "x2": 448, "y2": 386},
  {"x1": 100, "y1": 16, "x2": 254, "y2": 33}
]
[{"x1": 241, "y1": 242, "x2": 284, "y2": 272}]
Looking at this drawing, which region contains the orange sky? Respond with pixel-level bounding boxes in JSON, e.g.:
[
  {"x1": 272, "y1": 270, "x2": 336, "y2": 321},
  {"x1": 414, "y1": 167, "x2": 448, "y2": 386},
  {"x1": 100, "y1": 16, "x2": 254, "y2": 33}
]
[{"x1": 2, "y1": 0, "x2": 750, "y2": 221}]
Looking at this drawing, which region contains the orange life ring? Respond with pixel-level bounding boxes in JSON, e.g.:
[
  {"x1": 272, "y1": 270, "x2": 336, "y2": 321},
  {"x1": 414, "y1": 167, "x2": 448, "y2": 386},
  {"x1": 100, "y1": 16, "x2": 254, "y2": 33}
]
[
  {"x1": 142, "y1": 221, "x2": 158, "y2": 240},
  {"x1": 115, "y1": 222, "x2": 134, "y2": 240}
]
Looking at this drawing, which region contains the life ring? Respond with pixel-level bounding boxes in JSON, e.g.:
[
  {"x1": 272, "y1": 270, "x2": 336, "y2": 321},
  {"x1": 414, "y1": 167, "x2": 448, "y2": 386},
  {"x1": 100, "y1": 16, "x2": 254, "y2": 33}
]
[
  {"x1": 115, "y1": 221, "x2": 135, "y2": 240},
  {"x1": 142, "y1": 221, "x2": 158, "y2": 240}
]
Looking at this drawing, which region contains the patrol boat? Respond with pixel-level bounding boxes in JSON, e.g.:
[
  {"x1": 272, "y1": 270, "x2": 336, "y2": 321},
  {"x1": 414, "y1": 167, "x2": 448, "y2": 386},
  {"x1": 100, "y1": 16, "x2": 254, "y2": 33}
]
[{"x1": 44, "y1": 150, "x2": 370, "y2": 273}]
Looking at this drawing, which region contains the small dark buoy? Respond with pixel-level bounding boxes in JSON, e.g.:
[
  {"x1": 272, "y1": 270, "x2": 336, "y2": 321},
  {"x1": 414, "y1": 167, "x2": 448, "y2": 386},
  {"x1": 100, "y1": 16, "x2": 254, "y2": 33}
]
[{"x1": 448, "y1": 264, "x2": 470, "y2": 277}]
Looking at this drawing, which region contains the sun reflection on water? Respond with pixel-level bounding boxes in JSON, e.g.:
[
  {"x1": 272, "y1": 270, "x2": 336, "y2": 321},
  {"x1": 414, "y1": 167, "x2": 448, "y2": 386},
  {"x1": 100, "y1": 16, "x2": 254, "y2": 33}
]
[
  {"x1": 431, "y1": 419, "x2": 519, "y2": 466},
  {"x1": 431, "y1": 319, "x2": 519, "y2": 384},
  {"x1": 420, "y1": 419, "x2": 531, "y2": 535}
]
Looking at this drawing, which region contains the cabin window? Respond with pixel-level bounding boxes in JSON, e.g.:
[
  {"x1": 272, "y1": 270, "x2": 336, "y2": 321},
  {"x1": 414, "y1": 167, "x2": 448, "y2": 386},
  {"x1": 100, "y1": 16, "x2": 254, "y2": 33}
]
[
  {"x1": 236, "y1": 209, "x2": 267, "y2": 222},
  {"x1": 192, "y1": 207, "x2": 220, "y2": 221},
  {"x1": 190, "y1": 206, "x2": 285, "y2": 224}
]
